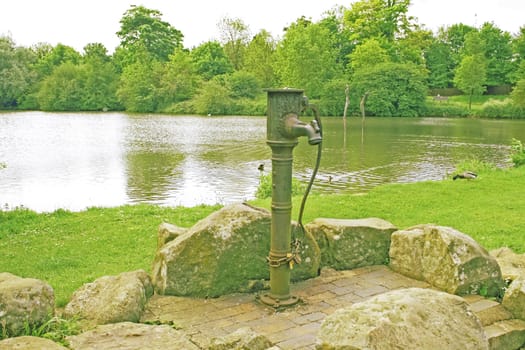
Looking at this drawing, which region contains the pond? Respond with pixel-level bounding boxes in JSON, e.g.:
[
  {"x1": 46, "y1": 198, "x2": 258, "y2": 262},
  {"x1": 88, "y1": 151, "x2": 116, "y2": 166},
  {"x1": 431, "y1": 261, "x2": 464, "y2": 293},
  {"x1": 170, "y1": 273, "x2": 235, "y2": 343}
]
[{"x1": 1, "y1": 111, "x2": 524, "y2": 212}]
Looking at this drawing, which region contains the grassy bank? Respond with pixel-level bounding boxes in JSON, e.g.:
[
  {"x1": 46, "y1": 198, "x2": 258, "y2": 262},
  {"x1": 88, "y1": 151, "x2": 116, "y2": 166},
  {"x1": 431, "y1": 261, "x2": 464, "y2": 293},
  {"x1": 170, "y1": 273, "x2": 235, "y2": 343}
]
[
  {"x1": 425, "y1": 95, "x2": 524, "y2": 118},
  {"x1": 1, "y1": 166, "x2": 524, "y2": 306},
  {"x1": 255, "y1": 165, "x2": 525, "y2": 252}
]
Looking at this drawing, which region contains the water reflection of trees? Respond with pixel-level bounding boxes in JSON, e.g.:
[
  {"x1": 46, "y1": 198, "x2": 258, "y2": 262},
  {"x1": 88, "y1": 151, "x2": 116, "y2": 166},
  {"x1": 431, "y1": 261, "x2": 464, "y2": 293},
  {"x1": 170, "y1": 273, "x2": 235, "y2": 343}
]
[{"x1": 125, "y1": 150, "x2": 184, "y2": 202}]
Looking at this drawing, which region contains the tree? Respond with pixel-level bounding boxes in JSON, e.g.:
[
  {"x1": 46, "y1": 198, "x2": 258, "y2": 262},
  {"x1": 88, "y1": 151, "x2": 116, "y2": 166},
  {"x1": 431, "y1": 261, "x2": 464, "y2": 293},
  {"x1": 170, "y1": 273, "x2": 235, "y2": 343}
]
[
  {"x1": 479, "y1": 22, "x2": 514, "y2": 86},
  {"x1": 319, "y1": 79, "x2": 348, "y2": 116},
  {"x1": 226, "y1": 70, "x2": 260, "y2": 99},
  {"x1": 511, "y1": 78, "x2": 525, "y2": 108},
  {"x1": 394, "y1": 28, "x2": 433, "y2": 66},
  {"x1": 436, "y1": 23, "x2": 476, "y2": 74},
  {"x1": 82, "y1": 58, "x2": 120, "y2": 111},
  {"x1": 191, "y1": 41, "x2": 233, "y2": 80},
  {"x1": 350, "y1": 38, "x2": 390, "y2": 73},
  {"x1": 37, "y1": 62, "x2": 85, "y2": 111},
  {"x1": 0, "y1": 36, "x2": 36, "y2": 108},
  {"x1": 117, "y1": 55, "x2": 165, "y2": 112},
  {"x1": 217, "y1": 17, "x2": 250, "y2": 70},
  {"x1": 514, "y1": 27, "x2": 525, "y2": 57},
  {"x1": 243, "y1": 30, "x2": 277, "y2": 88},
  {"x1": 513, "y1": 26, "x2": 525, "y2": 61},
  {"x1": 511, "y1": 60, "x2": 525, "y2": 108},
  {"x1": 117, "y1": 5, "x2": 183, "y2": 62},
  {"x1": 82, "y1": 43, "x2": 110, "y2": 64},
  {"x1": 318, "y1": 8, "x2": 354, "y2": 71},
  {"x1": 33, "y1": 43, "x2": 81, "y2": 77},
  {"x1": 274, "y1": 17, "x2": 343, "y2": 98},
  {"x1": 351, "y1": 62, "x2": 428, "y2": 117},
  {"x1": 193, "y1": 79, "x2": 232, "y2": 115},
  {"x1": 453, "y1": 31, "x2": 488, "y2": 107},
  {"x1": 425, "y1": 39, "x2": 454, "y2": 88},
  {"x1": 343, "y1": 0, "x2": 413, "y2": 45},
  {"x1": 161, "y1": 49, "x2": 200, "y2": 103},
  {"x1": 81, "y1": 63, "x2": 120, "y2": 111},
  {"x1": 79, "y1": 42, "x2": 121, "y2": 111},
  {"x1": 454, "y1": 55, "x2": 487, "y2": 110}
]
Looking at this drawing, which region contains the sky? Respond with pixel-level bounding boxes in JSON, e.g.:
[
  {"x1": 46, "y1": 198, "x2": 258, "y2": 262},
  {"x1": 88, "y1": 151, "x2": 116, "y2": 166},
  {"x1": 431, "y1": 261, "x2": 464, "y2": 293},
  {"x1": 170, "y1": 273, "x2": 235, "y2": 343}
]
[{"x1": 1, "y1": 0, "x2": 524, "y2": 53}]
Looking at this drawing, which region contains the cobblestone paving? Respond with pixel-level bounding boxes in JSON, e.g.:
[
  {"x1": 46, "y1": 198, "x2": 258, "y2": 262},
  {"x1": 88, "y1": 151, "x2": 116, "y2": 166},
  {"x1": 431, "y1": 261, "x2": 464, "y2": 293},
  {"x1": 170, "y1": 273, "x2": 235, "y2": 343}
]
[{"x1": 141, "y1": 265, "x2": 432, "y2": 349}]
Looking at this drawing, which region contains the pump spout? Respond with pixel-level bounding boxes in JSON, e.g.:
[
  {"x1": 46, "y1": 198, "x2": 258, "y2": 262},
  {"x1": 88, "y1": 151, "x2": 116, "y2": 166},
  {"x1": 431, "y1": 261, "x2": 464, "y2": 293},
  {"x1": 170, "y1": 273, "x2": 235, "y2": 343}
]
[{"x1": 284, "y1": 113, "x2": 322, "y2": 145}]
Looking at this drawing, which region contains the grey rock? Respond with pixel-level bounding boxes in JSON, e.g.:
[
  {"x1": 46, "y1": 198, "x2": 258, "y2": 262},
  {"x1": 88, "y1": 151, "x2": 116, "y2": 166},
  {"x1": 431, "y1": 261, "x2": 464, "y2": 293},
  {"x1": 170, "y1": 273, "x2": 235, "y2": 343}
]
[
  {"x1": 63, "y1": 270, "x2": 153, "y2": 326},
  {"x1": 307, "y1": 217, "x2": 396, "y2": 270},
  {"x1": 389, "y1": 224, "x2": 504, "y2": 296},
  {"x1": 0, "y1": 336, "x2": 68, "y2": 350},
  {"x1": 0, "y1": 273, "x2": 54, "y2": 336},
  {"x1": 503, "y1": 275, "x2": 525, "y2": 320},
  {"x1": 491, "y1": 247, "x2": 525, "y2": 282},
  {"x1": 209, "y1": 327, "x2": 273, "y2": 350},
  {"x1": 151, "y1": 203, "x2": 320, "y2": 297},
  {"x1": 66, "y1": 322, "x2": 199, "y2": 350},
  {"x1": 316, "y1": 287, "x2": 488, "y2": 350}
]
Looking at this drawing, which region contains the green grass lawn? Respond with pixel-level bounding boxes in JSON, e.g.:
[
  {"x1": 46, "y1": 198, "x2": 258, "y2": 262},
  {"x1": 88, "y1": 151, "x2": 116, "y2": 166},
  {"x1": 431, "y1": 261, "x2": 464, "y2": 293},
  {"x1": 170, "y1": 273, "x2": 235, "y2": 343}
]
[
  {"x1": 426, "y1": 94, "x2": 511, "y2": 114},
  {"x1": 1, "y1": 166, "x2": 524, "y2": 306},
  {"x1": 253, "y1": 165, "x2": 525, "y2": 254}
]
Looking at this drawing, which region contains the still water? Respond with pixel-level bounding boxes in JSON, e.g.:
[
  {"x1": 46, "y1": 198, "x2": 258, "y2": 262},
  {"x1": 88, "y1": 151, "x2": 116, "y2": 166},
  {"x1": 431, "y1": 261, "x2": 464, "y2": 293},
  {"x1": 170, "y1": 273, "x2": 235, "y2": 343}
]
[{"x1": 1, "y1": 111, "x2": 524, "y2": 212}]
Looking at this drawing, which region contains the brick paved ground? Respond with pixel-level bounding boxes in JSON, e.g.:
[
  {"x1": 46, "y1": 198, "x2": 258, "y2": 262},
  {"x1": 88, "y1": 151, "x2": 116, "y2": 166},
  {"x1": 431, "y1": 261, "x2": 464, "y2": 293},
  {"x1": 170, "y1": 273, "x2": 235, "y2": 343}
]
[{"x1": 141, "y1": 265, "x2": 432, "y2": 349}]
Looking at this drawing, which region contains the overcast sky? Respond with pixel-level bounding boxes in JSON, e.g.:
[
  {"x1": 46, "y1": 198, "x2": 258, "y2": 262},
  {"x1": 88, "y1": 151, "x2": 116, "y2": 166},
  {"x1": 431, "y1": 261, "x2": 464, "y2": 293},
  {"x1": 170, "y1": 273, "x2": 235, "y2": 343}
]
[{"x1": 1, "y1": 0, "x2": 524, "y2": 53}]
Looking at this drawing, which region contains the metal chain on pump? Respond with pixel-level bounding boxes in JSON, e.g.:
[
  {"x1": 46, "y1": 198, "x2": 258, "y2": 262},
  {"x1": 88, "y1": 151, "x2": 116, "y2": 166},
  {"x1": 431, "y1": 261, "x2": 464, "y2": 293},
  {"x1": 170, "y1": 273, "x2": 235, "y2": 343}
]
[{"x1": 290, "y1": 103, "x2": 322, "y2": 269}]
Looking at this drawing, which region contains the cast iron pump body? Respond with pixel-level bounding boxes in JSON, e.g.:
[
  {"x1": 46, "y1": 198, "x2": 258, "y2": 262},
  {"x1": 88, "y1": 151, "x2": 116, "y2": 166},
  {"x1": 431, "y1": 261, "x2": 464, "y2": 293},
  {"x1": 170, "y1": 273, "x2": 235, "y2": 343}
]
[{"x1": 260, "y1": 88, "x2": 321, "y2": 308}]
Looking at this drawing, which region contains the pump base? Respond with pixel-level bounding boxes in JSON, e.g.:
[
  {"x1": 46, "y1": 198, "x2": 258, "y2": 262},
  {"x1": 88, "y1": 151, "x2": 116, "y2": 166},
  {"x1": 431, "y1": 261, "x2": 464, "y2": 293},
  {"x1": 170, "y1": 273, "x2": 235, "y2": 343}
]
[{"x1": 258, "y1": 292, "x2": 300, "y2": 308}]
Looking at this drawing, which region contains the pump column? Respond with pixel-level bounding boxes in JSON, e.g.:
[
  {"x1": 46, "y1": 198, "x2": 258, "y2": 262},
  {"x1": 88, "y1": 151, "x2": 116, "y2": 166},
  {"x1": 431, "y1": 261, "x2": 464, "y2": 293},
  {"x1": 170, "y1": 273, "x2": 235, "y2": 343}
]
[{"x1": 259, "y1": 89, "x2": 304, "y2": 308}]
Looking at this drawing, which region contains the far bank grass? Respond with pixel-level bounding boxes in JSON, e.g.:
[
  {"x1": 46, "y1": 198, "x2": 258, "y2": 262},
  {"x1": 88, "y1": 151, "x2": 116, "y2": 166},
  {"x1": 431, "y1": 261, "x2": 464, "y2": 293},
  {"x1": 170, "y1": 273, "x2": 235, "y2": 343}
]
[{"x1": 1, "y1": 166, "x2": 524, "y2": 306}]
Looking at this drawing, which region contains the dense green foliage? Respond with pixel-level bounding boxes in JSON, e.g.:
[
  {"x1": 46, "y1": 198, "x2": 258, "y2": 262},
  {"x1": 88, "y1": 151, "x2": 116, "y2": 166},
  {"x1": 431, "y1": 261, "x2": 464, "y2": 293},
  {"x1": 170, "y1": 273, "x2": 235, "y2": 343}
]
[
  {"x1": 351, "y1": 62, "x2": 428, "y2": 116},
  {"x1": 1, "y1": 1, "x2": 525, "y2": 116}
]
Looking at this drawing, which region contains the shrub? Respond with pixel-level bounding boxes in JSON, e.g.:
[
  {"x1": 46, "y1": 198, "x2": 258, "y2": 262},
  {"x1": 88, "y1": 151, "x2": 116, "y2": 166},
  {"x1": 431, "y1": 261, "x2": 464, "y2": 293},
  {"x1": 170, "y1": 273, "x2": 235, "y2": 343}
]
[
  {"x1": 424, "y1": 102, "x2": 470, "y2": 117},
  {"x1": 255, "y1": 174, "x2": 304, "y2": 199},
  {"x1": 511, "y1": 138, "x2": 525, "y2": 167},
  {"x1": 163, "y1": 100, "x2": 196, "y2": 115},
  {"x1": 478, "y1": 98, "x2": 524, "y2": 118}
]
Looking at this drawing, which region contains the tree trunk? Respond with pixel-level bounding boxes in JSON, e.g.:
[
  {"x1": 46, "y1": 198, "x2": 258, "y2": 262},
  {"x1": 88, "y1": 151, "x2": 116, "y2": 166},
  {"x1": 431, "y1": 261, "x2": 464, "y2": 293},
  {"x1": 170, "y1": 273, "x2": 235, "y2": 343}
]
[
  {"x1": 360, "y1": 92, "x2": 369, "y2": 119},
  {"x1": 343, "y1": 85, "x2": 349, "y2": 119}
]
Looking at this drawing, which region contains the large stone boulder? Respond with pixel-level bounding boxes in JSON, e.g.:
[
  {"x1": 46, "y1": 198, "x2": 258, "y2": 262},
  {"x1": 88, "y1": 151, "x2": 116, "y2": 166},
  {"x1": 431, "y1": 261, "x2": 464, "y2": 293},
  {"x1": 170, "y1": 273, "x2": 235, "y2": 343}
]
[
  {"x1": 316, "y1": 287, "x2": 488, "y2": 350},
  {"x1": 63, "y1": 270, "x2": 153, "y2": 326},
  {"x1": 389, "y1": 224, "x2": 504, "y2": 297},
  {"x1": 307, "y1": 218, "x2": 396, "y2": 270},
  {"x1": 0, "y1": 336, "x2": 68, "y2": 350},
  {"x1": 209, "y1": 327, "x2": 273, "y2": 350},
  {"x1": 151, "y1": 203, "x2": 320, "y2": 297},
  {"x1": 503, "y1": 275, "x2": 525, "y2": 320},
  {"x1": 491, "y1": 247, "x2": 525, "y2": 282},
  {"x1": 0, "y1": 273, "x2": 54, "y2": 336},
  {"x1": 66, "y1": 322, "x2": 199, "y2": 350}
]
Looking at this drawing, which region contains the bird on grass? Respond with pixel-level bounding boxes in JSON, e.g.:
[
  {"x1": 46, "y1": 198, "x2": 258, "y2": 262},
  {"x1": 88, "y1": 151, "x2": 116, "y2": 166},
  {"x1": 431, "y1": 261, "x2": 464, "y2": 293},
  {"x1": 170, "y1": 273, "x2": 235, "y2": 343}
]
[
  {"x1": 453, "y1": 171, "x2": 477, "y2": 180},
  {"x1": 257, "y1": 164, "x2": 264, "y2": 172}
]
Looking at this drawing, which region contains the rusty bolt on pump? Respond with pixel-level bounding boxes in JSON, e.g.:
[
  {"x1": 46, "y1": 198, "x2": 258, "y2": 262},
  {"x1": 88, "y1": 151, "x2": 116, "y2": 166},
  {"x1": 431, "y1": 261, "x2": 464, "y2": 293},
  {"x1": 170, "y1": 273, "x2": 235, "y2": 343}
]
[{"x1": 258, "y1": 88, "x2": 322, "y2": 308}]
